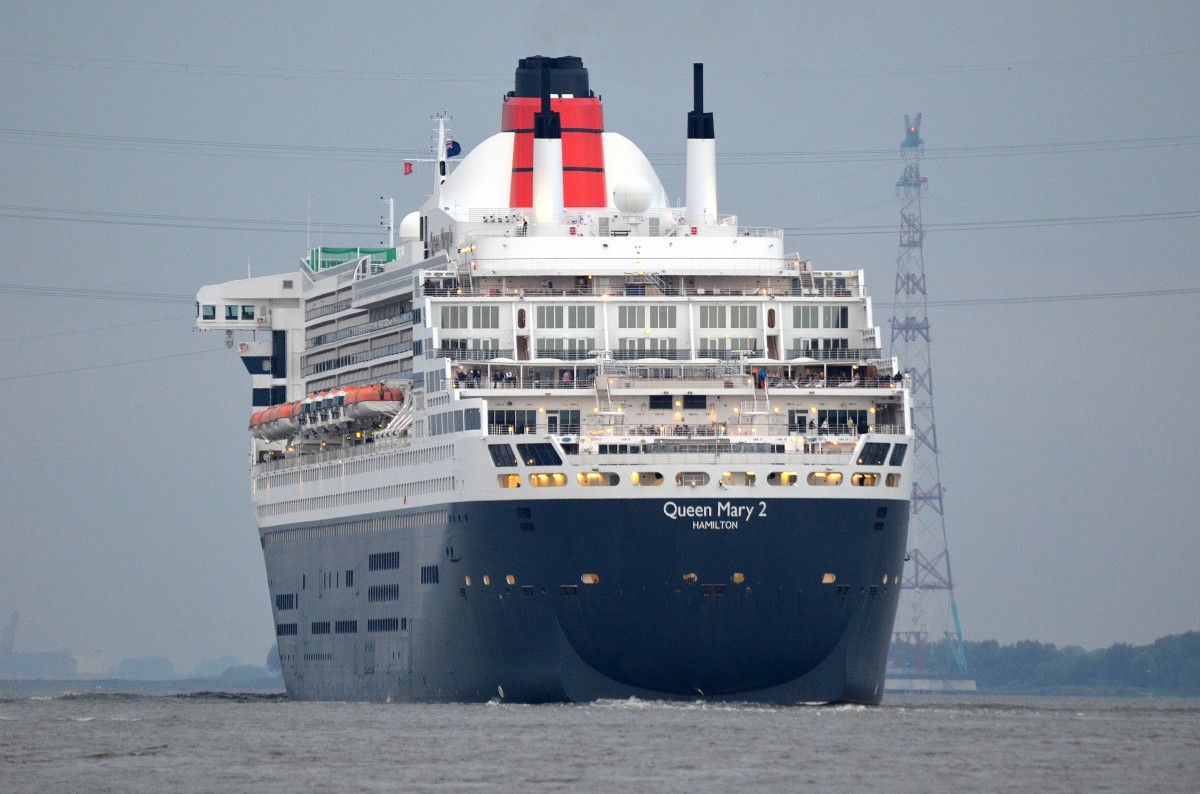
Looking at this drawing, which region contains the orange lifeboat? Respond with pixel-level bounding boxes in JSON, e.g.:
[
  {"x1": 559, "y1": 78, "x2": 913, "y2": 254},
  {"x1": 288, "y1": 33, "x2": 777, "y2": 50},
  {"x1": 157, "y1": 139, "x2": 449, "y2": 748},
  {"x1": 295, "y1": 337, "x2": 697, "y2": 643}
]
[
  {"x1": 249, "y1": 400, "x2": 301, "y2": 440},
  {"x1": 344, "y1": 381, "x2": 404, "y2": 421}
]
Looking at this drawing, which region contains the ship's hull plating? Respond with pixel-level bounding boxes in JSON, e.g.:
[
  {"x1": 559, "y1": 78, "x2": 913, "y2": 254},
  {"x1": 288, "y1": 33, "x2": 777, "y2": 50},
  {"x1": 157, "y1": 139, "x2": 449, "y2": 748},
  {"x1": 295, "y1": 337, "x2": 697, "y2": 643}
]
[{"x1": 265, "y1": 494, "x2": 909, "y2": 704}]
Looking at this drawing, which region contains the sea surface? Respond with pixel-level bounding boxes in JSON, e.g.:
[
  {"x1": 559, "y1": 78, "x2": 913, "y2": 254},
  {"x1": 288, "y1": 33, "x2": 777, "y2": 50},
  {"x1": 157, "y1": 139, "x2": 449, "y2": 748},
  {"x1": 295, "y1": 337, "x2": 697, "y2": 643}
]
[{"x1": 1, "y1": 685, "x2": 1196, "y2": 792}]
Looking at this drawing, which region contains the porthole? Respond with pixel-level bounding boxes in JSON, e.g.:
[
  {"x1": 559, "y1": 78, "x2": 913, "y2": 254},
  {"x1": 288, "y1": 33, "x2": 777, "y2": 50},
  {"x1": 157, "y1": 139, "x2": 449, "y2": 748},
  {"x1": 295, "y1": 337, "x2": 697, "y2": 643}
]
[
  {"x1": 581, "y1": 573, "x2": 600, "y2": 585},
  {"x1": 676, "y1": 472, "x2": 710, "y2": 487},
  {"x1": 822, "y1": 572, "x2": 837, "y2": 584},
  {"x1": 529, "y1": 472, "x2": 568, "y2": 487},
  {"x1": 482, "y1": 575, "x2": 491, "y2": 586},
  {"x1": 731, "y1": 572, "x2": 745, "y2": 584},
  {"x1": 807, "y1": 471, "x2": 843, "y2": 486},
  {"x1": 506, "y1": 574, "x2": 516, "y2": 585},
  {"x1": 631, "y1": 471, "x2": 665, "y2": 487},
  {"x1": 577, "y1": 471, "x2": 620, "y2": 486},
  {"x1": 682, "y1": 572, "x2": 698, "y2": 583}
]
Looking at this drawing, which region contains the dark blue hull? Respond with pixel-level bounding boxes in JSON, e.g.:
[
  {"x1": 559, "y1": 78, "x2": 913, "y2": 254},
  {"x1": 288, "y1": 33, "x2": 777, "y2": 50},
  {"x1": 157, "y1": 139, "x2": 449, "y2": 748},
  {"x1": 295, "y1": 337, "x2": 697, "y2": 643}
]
[{"x1": 264, "y1": 495, "x2": 909, "y2": 704}]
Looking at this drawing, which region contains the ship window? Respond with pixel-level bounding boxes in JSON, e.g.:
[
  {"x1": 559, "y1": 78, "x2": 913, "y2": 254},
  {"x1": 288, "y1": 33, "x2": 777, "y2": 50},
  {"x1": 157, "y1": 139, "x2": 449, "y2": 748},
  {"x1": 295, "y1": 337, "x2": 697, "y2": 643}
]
[
  {"x1": 857, "y1": 443, "x2": 890, "y2": 466},
  {"x1": 823, "y1": 305, "x2": 849, "y2": 328},
  {"x1": 420, "y1": 565, "x2": 440, "y2": 584},
  {"x1": 529, "y1": 472, "x2": 567, "y2": 487},
  {"x1": 345, "y1": 570, "x2": 354, "y2": 588},
  {"x1": 732, "y1": 572, "x2": 745, "y2": 584},
  {"x1": 274, "y1": 593, "x2": 296, "y2": 611},
  {"x1": 276, "y1": 623, "x2": 298, "y2": 636},
  {"x1": 822, "y1": 573, "x2": 837, "y2": 584},
  {"x1": 498, "y1": 474, "x2": 522, "y2": 488},
  {"x1": 852, "y1": 472, "x2": 880, "y2": 486},
  {"x1": 648, "y1": 395, "x2": 673, "y2": 410},
  {"x1": 720, "y1": 471, "x2": 757, "y2": 487},
  {"x1": 367, "y1": 618, "x2": 399, "y2": 633},
  {"x1": 334, "y1": 620, "x2": 357, "y2": 634},
  {"x1": 676, "y1": 472, "x2": 709, "y2": 487},
  {"x1": 516, "y1": 442, "x2": 562, "y2": 466},
  {"x1": 368, "y1": 584, "x2": 400, "y2": 602},
  {"x1": 488, "y1": 444, "x2": 518, "y2": 467},
  {"x1": 793, "y1": 305, "x2": 818, "y2": 328},
  {"x1": 807, "y1": 472, "x2": 843, "y2": 486},
  {"x1": 681, "y1": 394, "x2": 707, "y2": 410},
  {"x1": 767, "y1": 471, "x2": 799, "y2": 486},
  {"x1": 311, "y1": 621, "x2": 330, "y2": 635},
  {"x1": 225, "y1": 305, "x2": 238, "y2": 320},
  {"x1": 889, "y1": 443, "x2": 908, "y2": 466},
  {"x1": 202, "y1": 304, "x2": 216, "y2": 320},
  {"x1": 368, "y1": 551, "x2": 400, "y2": 571},
  {"x1": 506, "y1": 574, "x2": 516, "y2": 585},
  {"x1": 581, "y1": 573, "x2": 600, "y2": 585},
  {"x1": 630, "y1": 471, "x2": 665, "y2": 486},
  {"x1": 577, "y1": 471, "x2": 619, "y2": 486},
  {"x1": 489, "y1": 409, "x2": 536, "y2": 435},
  {"x1": 886, "y1": 473, "x2": 902, "y2": 488},
  {"x1": 241, "y1": 305, "x2": 255, "y2": 320}
]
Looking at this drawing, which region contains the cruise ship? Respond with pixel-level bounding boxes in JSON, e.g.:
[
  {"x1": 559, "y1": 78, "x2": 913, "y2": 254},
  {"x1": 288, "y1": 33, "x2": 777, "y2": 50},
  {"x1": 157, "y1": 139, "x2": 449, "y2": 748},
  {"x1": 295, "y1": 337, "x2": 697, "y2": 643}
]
[{"x1": 194, "y1": 56, "x2": 912, "y2": 704}]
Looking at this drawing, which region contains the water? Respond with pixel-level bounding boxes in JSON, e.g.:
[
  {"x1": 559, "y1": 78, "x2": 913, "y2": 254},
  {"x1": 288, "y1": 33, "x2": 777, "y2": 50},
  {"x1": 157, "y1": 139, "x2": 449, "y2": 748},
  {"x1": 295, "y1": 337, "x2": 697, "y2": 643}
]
[{"x1": 2, "y1": 687, "x2": 1197, "y2": 792}]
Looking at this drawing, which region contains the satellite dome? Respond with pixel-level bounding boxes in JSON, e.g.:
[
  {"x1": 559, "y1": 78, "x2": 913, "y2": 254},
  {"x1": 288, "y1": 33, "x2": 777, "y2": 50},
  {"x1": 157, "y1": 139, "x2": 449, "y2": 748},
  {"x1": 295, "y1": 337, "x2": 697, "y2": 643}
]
[
  {"x1": 399, "y1": 211, "x2": 420, "y2": 242},
  {"x1": 611, "y1": 176, "x2": 653, "y2": 214}
]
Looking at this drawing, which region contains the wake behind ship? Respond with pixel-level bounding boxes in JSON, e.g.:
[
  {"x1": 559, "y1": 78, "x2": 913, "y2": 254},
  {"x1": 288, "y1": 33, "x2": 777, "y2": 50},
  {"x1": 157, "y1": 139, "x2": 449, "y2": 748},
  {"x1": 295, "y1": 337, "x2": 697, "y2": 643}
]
[{"x1": 194, "y1": 56, "x2": 913, "y2": 704}]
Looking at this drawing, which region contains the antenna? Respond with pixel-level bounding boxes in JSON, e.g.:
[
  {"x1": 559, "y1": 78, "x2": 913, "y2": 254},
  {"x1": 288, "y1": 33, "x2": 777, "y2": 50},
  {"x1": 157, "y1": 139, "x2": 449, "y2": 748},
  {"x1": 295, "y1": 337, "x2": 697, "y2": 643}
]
[{"x1": 381, "y1": 197, "x2": 394, "y2": 247}]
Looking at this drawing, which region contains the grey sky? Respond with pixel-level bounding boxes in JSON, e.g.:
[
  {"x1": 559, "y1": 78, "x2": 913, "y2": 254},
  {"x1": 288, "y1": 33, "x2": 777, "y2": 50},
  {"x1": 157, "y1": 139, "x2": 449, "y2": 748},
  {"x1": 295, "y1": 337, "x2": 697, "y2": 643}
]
[{"x1": 1, "y1": 1, "x2": 1196, "y2": 673}]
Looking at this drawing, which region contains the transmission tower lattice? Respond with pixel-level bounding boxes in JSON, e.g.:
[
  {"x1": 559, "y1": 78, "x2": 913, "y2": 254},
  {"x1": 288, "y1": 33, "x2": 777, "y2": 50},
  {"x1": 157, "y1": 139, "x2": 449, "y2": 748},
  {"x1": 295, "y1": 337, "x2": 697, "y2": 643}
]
[{"x1": 888, "y1": 114, "x2": 969, "y2": 678}]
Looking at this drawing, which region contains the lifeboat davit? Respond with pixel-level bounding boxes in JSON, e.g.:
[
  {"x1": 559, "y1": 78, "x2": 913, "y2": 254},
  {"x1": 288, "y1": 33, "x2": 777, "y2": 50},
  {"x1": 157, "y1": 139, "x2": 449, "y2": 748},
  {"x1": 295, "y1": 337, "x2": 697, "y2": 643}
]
[{"x1": 259, "y1": 382, "x2": 403, "y2": 438}]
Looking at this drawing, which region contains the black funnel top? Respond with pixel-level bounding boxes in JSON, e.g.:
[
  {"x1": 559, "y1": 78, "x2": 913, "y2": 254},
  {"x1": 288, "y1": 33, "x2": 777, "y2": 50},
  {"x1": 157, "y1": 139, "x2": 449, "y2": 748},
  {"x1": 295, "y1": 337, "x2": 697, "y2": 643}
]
[
  {"x1": 512, "y1": 55, "x2": 591, "y2": 98},
  {"x1": 687, "y1": 63, "x2": 715, "y2": 140}
]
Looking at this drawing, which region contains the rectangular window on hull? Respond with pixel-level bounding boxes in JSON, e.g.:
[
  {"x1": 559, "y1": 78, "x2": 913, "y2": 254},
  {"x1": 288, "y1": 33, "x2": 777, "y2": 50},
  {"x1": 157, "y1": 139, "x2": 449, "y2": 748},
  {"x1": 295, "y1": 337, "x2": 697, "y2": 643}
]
[
  {"x1": 367, "y1": 618, "x2": 400, "y2": 633},
  {"x1": 334, "y1": 620, "x2": 358, "y2": 634},
  {"x1": 368, "y1": 584, "x2": 400, "y2": 602},
  {"x1": 488, "y1": 444, "x2": 518, "y2": 467},
  {"x1": 857, "y1": 442, "x2": 890, "y2": 466},
  {"x1": 311, "y1": 621, "x2": 331, "y2": 635},
  {"x1": 368, "y1": 551, "x2": 400, "y2": 571},
  {"x1": 276, "y1": 623, "x2": 298, "y2": 636},
  {"x1": 420, "y1": 565, "x2": 440, "y2": 584},
  {"x1": 516, "y1": 443, "x2": 562, "y2": 466}
]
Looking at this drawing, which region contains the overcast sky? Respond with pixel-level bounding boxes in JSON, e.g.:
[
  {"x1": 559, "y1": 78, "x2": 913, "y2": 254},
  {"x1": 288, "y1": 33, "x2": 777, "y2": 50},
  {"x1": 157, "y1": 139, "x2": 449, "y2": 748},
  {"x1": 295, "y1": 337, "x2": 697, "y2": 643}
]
[{"x1": 1, "y1": 2, "x2": 1196, "y2": 674}]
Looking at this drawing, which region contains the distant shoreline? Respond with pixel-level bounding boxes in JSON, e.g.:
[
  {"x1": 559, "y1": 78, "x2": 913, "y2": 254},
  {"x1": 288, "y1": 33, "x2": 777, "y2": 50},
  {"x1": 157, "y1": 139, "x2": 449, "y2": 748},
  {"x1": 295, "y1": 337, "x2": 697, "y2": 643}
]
[{"x1": 0, "y1": 676, "x2": 286, "y2": 694}]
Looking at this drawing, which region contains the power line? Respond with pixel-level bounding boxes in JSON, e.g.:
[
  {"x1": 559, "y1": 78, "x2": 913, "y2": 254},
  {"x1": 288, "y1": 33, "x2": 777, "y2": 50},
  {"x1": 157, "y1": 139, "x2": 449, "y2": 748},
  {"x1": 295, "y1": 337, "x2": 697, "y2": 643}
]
[
  {"x1": 0, "y1": 204, "x2": 375, "y2": 234},
  {"x1": 2, "y1": 279, "x2": 1195, "y2": 309},
  {"x1": 0, "y1": 283, "x2": 194, "y2": 304},
  {"x1": 875, "y1": 286, "x2": 1200, "y2": 311},
  {"x1": 2, "y1": 48, "x2": 1195, "y2": 82},
  {"x1": 0, "y1": 315, "x2": 179, "y2": 343},
  {"x1": 0, "y1": 347, "x2": 224, "y2": 382},
  {"x1": 2, "y1": 126, "x2": 1197, "y2": 165},
  {"x1": 785, "y1": 210, "x2": 1200, "y2": 236}
]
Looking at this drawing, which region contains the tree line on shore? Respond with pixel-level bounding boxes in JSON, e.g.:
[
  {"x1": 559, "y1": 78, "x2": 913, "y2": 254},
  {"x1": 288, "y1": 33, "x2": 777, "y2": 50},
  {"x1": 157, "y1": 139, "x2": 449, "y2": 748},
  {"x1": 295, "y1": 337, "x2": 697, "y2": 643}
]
[{"x1": 891, "y1": 631, "x2": 1200, "y2": 694}]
